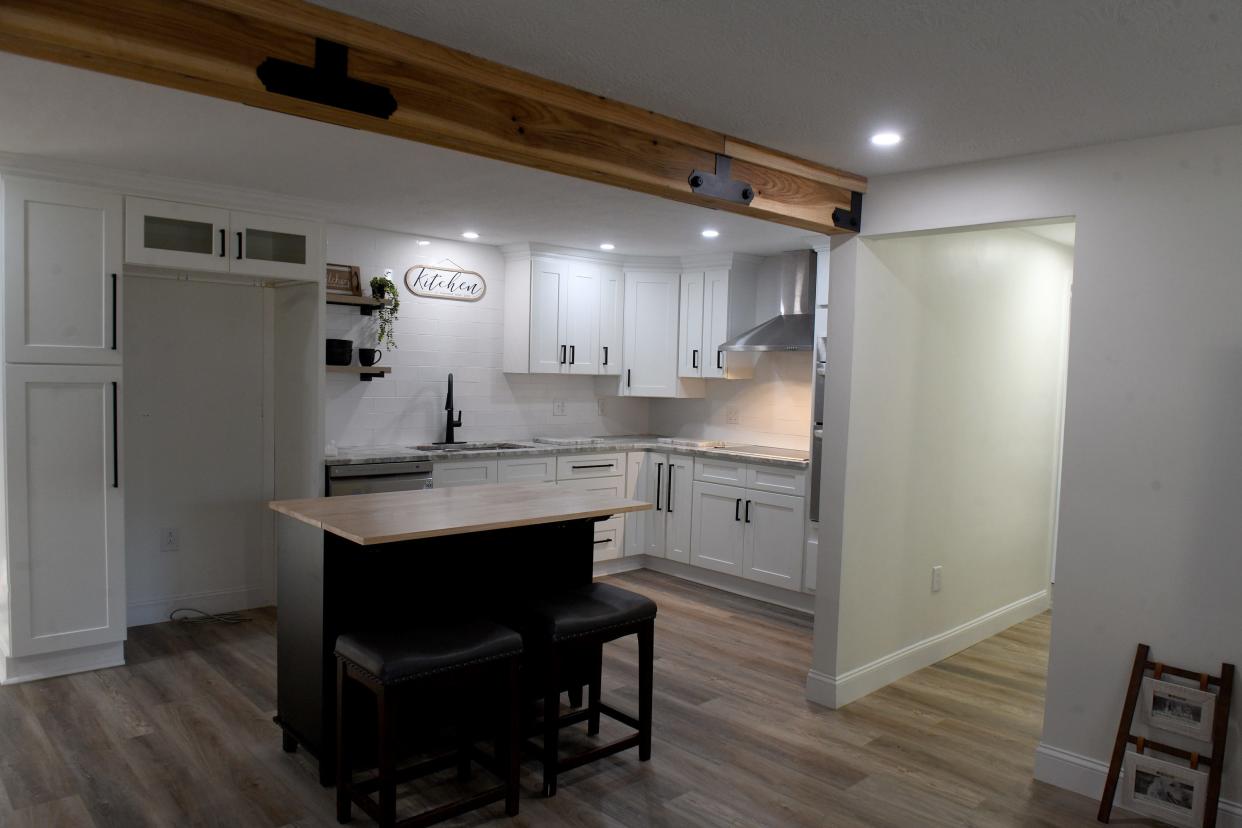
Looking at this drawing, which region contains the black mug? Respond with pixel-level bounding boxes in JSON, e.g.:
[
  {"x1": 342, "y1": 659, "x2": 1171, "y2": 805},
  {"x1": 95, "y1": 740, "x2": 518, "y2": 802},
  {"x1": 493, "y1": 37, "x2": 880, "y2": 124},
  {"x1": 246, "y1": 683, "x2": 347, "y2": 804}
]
[{"x1": 358, "y1": 348, "x2": 383, "y2": 367}]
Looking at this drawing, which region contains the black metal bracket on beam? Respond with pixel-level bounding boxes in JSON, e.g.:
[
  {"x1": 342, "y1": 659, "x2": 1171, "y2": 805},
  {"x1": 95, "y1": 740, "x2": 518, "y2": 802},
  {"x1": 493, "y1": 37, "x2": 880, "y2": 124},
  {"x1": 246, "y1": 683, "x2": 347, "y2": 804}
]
[
  {"x1": 257, "y1": 39, "x2": 398, "y2": 119},
  {"x1": 688, "y1": 154, "x2": 755, "y2": 205},
  {"x1": 832, "y1": 191, "x2": 863, "y2": 233}
]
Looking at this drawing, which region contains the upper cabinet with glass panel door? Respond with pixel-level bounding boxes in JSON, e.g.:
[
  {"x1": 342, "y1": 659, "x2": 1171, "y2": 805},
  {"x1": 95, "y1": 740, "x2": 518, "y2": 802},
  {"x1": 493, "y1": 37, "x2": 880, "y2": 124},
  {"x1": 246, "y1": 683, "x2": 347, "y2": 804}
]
[{"x1": 125, "y1": 197, "x2": 320, "y2": 280}]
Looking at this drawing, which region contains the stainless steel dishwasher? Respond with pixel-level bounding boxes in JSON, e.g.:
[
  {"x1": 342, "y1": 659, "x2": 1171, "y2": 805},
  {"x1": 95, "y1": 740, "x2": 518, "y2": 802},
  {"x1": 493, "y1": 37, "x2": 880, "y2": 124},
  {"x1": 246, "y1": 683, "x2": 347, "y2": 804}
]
[{"x1": 326, "y1": 461, "x2": 433, "y2": 496}]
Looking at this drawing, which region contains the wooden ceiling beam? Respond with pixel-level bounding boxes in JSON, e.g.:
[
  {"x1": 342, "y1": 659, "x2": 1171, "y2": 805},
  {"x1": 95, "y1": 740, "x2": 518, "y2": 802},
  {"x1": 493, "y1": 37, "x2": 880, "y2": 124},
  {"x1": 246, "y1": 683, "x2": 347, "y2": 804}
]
[{"x1": 0, "y1": 0, "x2": 867, "y2": 234}]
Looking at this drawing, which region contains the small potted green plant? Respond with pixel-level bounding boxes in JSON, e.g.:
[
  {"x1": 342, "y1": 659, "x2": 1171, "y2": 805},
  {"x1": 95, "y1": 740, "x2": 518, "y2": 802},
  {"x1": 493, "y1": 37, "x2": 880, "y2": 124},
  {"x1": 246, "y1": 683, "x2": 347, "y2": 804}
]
[{"x1": 370, "y1": 274, "x2": 400, "y2": 349}]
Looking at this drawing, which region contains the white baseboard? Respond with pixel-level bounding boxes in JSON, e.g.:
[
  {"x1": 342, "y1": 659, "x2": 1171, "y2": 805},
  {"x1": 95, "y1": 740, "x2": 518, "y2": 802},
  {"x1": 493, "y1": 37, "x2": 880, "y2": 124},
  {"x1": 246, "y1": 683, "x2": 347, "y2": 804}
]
[
  {"x1": 806, "y1": 589, "x2": 1049, "y2": 708},
  {"x1": 1034, "y1": 742, "x2": 1241, "y2": 826},
  {"x1": 592, "y1": 557, "x2": 645, "y2": 577},
  {"x1": 641, "y1": 557, "x2": 815, "y2": 613},
  {"x1": 128, "y1": 585, "x2": 272, "y2": 628},
  {"x1": 0, "y1": 641, "x2": 125, "y2": 685}
]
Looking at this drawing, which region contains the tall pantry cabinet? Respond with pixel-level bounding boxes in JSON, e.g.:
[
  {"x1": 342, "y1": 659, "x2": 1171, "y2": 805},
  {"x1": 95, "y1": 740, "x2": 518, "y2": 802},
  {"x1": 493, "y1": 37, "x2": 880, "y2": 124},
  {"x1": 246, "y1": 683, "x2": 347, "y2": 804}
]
[{"x1": 0, "y1": 176, "x2": 127, "y2": 682}]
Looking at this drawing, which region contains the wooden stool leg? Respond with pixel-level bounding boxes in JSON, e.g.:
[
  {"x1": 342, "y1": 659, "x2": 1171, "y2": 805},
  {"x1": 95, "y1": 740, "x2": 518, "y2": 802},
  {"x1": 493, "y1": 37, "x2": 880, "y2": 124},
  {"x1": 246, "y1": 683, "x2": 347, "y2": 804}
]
[
  {"x1": 335, "y1": 660, "x2": 351, "y2": 824},
  {"x1": 376, "y1": 683, "x2": 396, "y2": 828},
  {"x1": 506, "y1": 659, "x2": 521, "y2": 816},
  {"x1": 568, "y1": 684, "x2": 584, "y2": 708},
  {"x1": 638, "y1": 621, "x2": 654, "y2": 762},
  {"x1": 542, "y1": 651, "x2": 560, "y2": 798},
  {"x1": 587, "y1": 645, "x2": 603, "y2": 736}
]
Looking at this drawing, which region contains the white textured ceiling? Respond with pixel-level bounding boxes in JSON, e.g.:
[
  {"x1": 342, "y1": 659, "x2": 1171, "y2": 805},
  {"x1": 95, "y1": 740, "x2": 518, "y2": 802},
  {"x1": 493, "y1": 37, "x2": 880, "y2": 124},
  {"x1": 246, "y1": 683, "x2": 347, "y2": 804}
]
[
  {"x1": 313, "y1": 0, "x2": 1242, "y2": 176},
  {"x1": 0, "y1": 54, "x2": 810, "y2": 256}
]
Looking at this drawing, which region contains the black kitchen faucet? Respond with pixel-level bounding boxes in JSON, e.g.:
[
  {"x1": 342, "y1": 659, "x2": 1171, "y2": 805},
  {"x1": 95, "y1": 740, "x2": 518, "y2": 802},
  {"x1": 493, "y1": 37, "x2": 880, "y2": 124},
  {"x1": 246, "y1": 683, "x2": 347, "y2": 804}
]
[{"x1": 444, "y1": 372, "x2": 463, "y2": 444}]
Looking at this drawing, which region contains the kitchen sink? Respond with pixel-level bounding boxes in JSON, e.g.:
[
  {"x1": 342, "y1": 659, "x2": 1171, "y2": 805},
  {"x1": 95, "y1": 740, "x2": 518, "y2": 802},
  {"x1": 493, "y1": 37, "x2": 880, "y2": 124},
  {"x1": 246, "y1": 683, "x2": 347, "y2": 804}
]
[{"x1": 413, "y1": 442, "x2": 529, "y2": 452}]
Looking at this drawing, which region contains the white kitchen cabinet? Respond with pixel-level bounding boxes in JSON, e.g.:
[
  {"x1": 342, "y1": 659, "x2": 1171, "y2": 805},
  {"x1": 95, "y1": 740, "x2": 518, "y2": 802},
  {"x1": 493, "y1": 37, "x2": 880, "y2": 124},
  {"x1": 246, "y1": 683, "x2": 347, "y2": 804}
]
[
  {"x1": 624, "y1": 452, "x2": 647, "y2": 556},
  {"x1": 4, "y1": 364, "x2": 126, "y2": 657},
  {"x1": 125, "y1": 198, "x2": 318, "y2": 281},
  {"x1": 663, "y1": 455, "x2": 693, "y2": 564},
  {"x1": 677, "y1": 257, "x2": 760, "y2": 380},
  {"x1": 564, "y1": 261, "x2": 601, "y2": 374},
  {"x1": 598, "y1": 265, "x2": 624, "y2": 375},
  {"x1": 745, "y1": 465, "x2": 807, "y2": 497},
  {"x1": 612, "y1": 269, "x2": 704, "y2": 398},
  {"x1": 694, "y1": 457, "x2": 748, "y2": 487},
  {"x1": 558, "y1": 476, "x2": 625, "y2": 562},
  {"x1": 528, "y1": 259, "x2": 566, "y2": 374},
  {"x1": 629, "y1": 452, "x2": 692, "y2": 562},
  {"x1": 556, "y1": 452, "x2": 624, "y2": 481},
  {"x1": 433, "y1": 459, "x2": 499, "y2": 488},
  {"x1": 690, "y1": 481, "x2": 746, "y2": 576},
  {"x1": 5, "y1": 178, "x2": 123, "y2": 365},
  {"x1": 497, "y1": 456, "x2": 556, "y2": 484},
  {"x1": 742, "y1": 490, "x2": 806, "y2": 589}
]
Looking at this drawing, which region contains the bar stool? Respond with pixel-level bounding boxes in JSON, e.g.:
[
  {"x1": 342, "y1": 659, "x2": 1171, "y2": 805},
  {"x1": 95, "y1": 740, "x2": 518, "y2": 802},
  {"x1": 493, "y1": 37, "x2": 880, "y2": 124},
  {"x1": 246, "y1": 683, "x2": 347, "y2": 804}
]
[
  {"x1": 514, "y1": 582, "x2": 656, "y2": 797},
  {"x1": 334, "y1": 619, "x2": 523, "y2": 827}
]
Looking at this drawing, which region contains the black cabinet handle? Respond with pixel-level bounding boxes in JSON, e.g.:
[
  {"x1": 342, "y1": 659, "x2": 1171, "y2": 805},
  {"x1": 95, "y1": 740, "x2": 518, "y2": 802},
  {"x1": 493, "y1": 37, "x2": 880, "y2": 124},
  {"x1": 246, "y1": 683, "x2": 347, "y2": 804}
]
[
  {"x1": 218, "y1": 228, "x2": 226, "y2": 257},
  {"x1": 572, "y1": 463, "x2": 613, "y2": 470},
  {"x1": 560, "y1": 344, "x2": 566, "y2": 364},
  {"x1": 655, "y1": 463, "x2": 663, "y2": 510},
  {"x1": 692, "y1": 349, "x2": 699, "y2": 369},
  {"x1": 666, "y1": 464, "x2": 674, "y2": 513},
  {"x1": 735, "y1": 498, "x2": 741, "y2": 521},
  {"x1": 110, "y1": 273, "x2": 117, "y2": 350},
  {"x1": 593, "y1": 538, "x2": 610, "y2": 545},
  {"x1": 744, "y1": 500, "x2": 751, "y2": 523},
  {"x1": 569, "y1": 345, "x2": 575, "y2": 365},
  {"x1": 626, "y1": 369, "x2": 631, "y2": 388},
  {"x1": 111, "y1": 381, "x2": 119, "y2": 488},
  {"x1": 717, "y1": 350, "x2": 724, "y2": 370},
  {"x1": 602, "y1": 345, "x2": 608, "y2": 366},
  {"x1": 236, "y1": 231, "x2": 243, "y2": 260}
]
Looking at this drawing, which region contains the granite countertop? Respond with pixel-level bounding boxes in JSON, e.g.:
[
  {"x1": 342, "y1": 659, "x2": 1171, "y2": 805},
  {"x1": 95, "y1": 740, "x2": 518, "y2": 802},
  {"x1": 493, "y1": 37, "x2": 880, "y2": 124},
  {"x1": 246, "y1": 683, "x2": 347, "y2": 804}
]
[{"x1": 325, "y1": 435, "x2": 811, "y2": 470}]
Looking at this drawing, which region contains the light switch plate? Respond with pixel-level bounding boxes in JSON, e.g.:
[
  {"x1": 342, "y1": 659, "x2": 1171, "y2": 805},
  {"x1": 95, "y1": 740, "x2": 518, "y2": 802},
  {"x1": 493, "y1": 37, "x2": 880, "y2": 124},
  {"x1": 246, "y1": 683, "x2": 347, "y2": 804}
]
[
  {"x1": 553, "y1": 399, "x2": 567, "y2": 416},
  {"x1": 726, "y1": 407, "x2": 740, "y2": 424},
  {"x1": 931, "y1": 565, "x2": 943, "y2": 593},
  {"x1": 161, "y1": 527, "x2": 180, "y2": 553}
]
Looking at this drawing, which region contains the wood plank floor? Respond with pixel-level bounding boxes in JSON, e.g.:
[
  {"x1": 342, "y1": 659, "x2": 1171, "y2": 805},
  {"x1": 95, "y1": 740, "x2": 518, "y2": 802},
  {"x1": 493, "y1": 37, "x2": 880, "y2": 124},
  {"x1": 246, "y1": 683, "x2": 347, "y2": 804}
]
[{"x1": 0, "y1": 571, "x2": 1103, "y2": 827}]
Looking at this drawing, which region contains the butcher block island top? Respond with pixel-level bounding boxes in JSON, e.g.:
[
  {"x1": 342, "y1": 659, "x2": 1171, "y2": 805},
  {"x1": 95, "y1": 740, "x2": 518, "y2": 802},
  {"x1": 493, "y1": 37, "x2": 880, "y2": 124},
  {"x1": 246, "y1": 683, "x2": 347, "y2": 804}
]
[{"x1": 269, "y1": 482, "x2": 652, "y2": 546}]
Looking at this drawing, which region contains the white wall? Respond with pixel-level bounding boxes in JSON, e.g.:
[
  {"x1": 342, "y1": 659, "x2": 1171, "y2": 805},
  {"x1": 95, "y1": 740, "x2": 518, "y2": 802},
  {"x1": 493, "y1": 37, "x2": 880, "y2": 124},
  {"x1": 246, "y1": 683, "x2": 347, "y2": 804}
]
[
  {"x1": 810, "y1": 124, "x2": 1242, "y2": 809},
  {"x1": 647, "y1": 351, "x2": 813, "y2": 449},
  {"x1": 808, "y1": 226, "x2": 1071, "y2": 706},
  {"x1": 123, "y1": 276, "x2": 272, "y2": 625},
  {"x1": 324, "y1": 225, "x2": 649, "y2": 446}
]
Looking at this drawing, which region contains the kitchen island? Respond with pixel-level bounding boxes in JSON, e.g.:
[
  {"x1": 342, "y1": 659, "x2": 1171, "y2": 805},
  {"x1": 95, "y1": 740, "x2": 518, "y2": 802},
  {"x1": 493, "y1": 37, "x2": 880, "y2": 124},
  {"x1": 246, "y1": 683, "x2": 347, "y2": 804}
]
[{"x1": 268, "y1": 482, "x2": 651, "y2": 784}]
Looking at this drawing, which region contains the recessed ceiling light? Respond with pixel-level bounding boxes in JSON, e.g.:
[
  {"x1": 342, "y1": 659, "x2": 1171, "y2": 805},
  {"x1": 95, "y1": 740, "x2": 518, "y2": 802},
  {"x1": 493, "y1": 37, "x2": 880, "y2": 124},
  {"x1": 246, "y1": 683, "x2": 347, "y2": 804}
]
[
  {"x1": 599, "y1": 243, "x2": 615, "y2": 251},
  {"x1": 416, "y1": 240, "x2": 431, "y2": 246},
  {"x1": 461, "y1": 231, "x2": 479, "y2": 239},
  {"x1": 701, "y1": 229, "x2": 720, "y2": 239},
  {"x1": 870, "y1": 131, "x2": 902, "y2": 147}
]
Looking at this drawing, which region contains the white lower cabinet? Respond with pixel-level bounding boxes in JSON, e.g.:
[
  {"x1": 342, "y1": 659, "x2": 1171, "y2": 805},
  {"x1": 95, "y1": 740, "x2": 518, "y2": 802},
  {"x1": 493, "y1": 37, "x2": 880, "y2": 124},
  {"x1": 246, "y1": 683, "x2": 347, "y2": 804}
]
[
  {"x1": 496, "y1": 456, "x2": 556, "y2": 484},
  {"x1": 433, "y1": 460, "x2": 499, "y2": 488},
  {"x1": 557, "y1": 477, "x2": 625, "y2": 562},
  {"x1": 626, "y1": 452, "x2": 691, "y2": 562},
  {"x1": 690, "y1": 480, "x2": 805, "y2": 587},
  {"x1": 4, "y1": 365, "x2": 126, "y2": 657}
]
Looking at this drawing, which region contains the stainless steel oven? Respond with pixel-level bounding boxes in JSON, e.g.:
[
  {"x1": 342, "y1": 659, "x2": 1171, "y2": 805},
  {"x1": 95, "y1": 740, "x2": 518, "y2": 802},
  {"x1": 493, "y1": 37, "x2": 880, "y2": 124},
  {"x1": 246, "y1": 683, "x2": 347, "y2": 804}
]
[{"x1": 327, "y1": 461, "x2": 433, "y2": 496}]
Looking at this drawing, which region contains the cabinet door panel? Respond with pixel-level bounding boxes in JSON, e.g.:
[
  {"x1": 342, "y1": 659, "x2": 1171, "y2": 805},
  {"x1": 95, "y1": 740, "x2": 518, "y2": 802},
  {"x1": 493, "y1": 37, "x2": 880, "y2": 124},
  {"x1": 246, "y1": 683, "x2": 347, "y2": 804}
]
[
  {"x1": 565, "y1": 261, "x2": 600, "y2": 374},
  {"x1": 598, "y1": 266, "x2": 624, "y2": 375},
  {"x1": 743, "y1": 491, "x2": 805, "y2": 589},
  {"x1": 5, "y1": 179, "x2": 123, "y2": 364},
  {"x1": 678, "y1": 271, "x2": 704, "y2": 377},
  {"x1": 702, "y1": 269, "x2": 730, "y2": 378},
  {"x1": 644, "y1": 454, "x2": 668, "y2": 556},
  {"x1": 529, "y1": 261, "x2": 565, "y2": 373},
  {"x1": 5, "y1": 365, "x2": 125, "y2": 656},
  {"x1": 433, "y1": 460, "x2": 498, "y2": 488},
  {"x1": 497, "y1": 456, "x2": 556, "y2": 484},
  {"x1": 229, "y1": 211, "x2": 319, "y2": 280},
  {"x1": 624, "y1": 452, "x2": 647, "y2": 556},
  {"x1": 125, "y1": 196, "x2": 229, "y2": 272},
  {"x1": 745, "y1": 465, "x2": 807, "y2": 496},
  {"x1": 664, "y1": 455, "x2": 693, "y2": 564},
  {"x1": 690, "y1": 481, "x2": 745, "y2": 575},
  {"x1": 622, "y1": 271, "x2": 680, "y2": 396}
]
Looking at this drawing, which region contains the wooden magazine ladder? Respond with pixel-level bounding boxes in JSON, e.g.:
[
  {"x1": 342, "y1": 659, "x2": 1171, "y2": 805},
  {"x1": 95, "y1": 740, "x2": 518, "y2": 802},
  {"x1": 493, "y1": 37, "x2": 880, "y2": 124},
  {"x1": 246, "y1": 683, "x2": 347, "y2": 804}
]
[{"x1": 1098, "y1": 643, "x2": 1235, "y2": 827}]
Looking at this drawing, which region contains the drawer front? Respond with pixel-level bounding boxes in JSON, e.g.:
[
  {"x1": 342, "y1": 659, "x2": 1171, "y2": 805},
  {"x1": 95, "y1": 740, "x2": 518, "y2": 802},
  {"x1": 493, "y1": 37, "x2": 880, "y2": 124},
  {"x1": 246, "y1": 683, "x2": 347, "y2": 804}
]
[
  {"x1": 497, "y1": 456, "x2": 556, "y2": 484},
  {"x1": 693, "y1": 457, "x2": 747, "y2": 486},
  {"x1": 745, "y1": 464, "x2": 807, "y2": 496},
  {"x1": 591, "y1": 519, "x2": 623, "y2": 562},
  {"x1": 433, "y1": 460, "x2": 498, "y2": 488},
  {"x1": 557, "y1": 452, "x2": 624, "y2": 481}
]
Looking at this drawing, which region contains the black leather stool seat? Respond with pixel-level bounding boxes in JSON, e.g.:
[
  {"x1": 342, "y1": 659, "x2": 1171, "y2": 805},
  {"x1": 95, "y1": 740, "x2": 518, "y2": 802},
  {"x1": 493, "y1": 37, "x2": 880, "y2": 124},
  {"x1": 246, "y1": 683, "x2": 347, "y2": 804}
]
[
  {"x1": 335, "y1": 620, "x2": 523, "y2": 684},
  {"x1": 519, "y1": 583, "x2": 657, "y2": 643}
]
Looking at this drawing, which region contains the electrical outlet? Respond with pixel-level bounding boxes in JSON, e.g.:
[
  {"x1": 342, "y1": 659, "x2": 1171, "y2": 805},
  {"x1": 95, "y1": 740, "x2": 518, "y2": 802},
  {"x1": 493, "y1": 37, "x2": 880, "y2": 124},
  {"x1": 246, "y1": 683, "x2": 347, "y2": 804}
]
[
  {"x1": 383, "y1": 268, "x2": 393, "y2": 279},
  {"x1": 725, "y1": 407, "x2": 740, "y2": 424},
  {"x1": 161, "y1": 527, "x2": 180, "y2": 553},
  {"x1": 552, "y1": 399, "x2": 567, "y2": 416},
  {"x1": 931, "y1": 565, "x2": 943, "y2": 593},
  {"x1": 597, "y1": 398, "x2": 606, "y2": 416}
]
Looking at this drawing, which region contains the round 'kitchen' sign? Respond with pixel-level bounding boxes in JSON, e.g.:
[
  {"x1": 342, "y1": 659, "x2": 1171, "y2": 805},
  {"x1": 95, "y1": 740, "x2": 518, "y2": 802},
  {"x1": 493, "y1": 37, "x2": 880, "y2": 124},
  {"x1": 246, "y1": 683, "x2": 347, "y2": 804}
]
[{"x1": 404, "y1": 260, "x2": 486, "y2": 302}]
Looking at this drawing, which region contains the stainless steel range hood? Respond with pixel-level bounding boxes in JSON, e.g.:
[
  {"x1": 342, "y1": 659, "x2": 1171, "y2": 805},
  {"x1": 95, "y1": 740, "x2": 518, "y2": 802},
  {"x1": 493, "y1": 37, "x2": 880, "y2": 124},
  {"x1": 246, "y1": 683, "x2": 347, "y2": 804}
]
[{"x1": 719, "y1": 250, "x2": 816, "y2": 352}]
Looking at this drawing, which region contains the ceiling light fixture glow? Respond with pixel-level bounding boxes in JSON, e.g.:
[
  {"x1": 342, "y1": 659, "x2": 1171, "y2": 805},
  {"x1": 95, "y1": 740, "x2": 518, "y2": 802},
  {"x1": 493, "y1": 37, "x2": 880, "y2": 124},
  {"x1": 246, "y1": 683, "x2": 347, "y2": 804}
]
[
  {"x1": 461, "y1": 231, "x2": 479, "y2": 239},
  {"x1": 599, "y1": 243, "x2": 615, "y2": 251},
  {"x1": 701, "y1": 229, "x2": 720, "y2": 239},
  {"x1": 416, "y1": 240, "x2": 431, "y2": 246},
  {"x1": 870, "y1": 131, "x2": 902, "y2": 147}
]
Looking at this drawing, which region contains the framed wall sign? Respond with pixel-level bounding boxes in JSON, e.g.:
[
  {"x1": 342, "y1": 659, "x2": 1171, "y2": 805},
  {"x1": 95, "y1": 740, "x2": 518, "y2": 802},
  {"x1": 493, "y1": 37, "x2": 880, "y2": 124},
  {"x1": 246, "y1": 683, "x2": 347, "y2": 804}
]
[
  {"x1": 326, "y1": 263, "x2": 362, "y2": 295},
  {"x1": 403, "y1": 259, "x2": 486, "y2": 302}
]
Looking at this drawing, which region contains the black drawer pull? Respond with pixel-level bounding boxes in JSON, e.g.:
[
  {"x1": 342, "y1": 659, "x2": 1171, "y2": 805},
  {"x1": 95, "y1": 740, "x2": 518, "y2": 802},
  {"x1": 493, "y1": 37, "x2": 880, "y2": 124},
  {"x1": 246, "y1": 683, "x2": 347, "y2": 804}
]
[
  {"x1": 734, "y1": 498, "x2": 741, "y2": 521},
  {"x1": 717, "y1": 350, "x2": 723, "y2": 370},
  {"x1": 111, "y1": 381, "x2": 119, "y2": 488},
  {"x1": 560, "y1": 344, "x2": 566, "y2": 364},
  {"x1": 744, "y1": 500, "x2": 751, "y2": 523},
  {"x1": 593, "y1": 538, "x2": 610, "y2": 545},
  {"x1": 572, "y1": 463, "x2": 614, "y2": 470},
  {"x1": 218, "y1": 227, "x2": 226, "y2": 257},
  {"x1": 236, "y1": 231, "x2": 243, "y2": 259},
  {"x1": 666, "y1": 463, "x2": 674, "y2": 512},
  {"x1": 626, "y1": 369, "x2": 631, "y2": 388},
  {"x1": 655, "y1": 462, "x2": 663, "y2": 510},
  {"x1": 110, "y1": 273, "x2": 117, "y2": 350},
  {"x1": 569, "y1": 344, "x2": 575, "y2": 365},
  {"x1": 692, "y1": 349, "x2": 699, "y2": 369},
  {"x1": 602, "y1": 345, "x2": 609, "y2": 365}
]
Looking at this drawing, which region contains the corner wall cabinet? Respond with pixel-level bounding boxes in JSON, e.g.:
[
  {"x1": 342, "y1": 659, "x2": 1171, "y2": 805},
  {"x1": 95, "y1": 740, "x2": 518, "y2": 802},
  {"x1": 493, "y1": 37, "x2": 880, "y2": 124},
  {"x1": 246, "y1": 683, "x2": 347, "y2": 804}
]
[
  {"x1": 125, "y1": 197, "x2": 320, "y2": 280},
  {"x1": 4, "y1": 178, "x2": 124, "y2": 365}
]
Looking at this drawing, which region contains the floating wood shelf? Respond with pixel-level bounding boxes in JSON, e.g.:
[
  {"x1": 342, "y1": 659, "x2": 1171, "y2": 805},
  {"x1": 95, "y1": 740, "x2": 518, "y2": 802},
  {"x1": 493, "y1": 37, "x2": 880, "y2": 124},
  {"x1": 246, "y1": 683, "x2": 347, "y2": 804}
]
[
  {"x1": 326, "y1": 294, "x2": 392, "y2": 316},
  {"x1": 326, "y1": 364, "x2": 392, "y2": 382}
]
